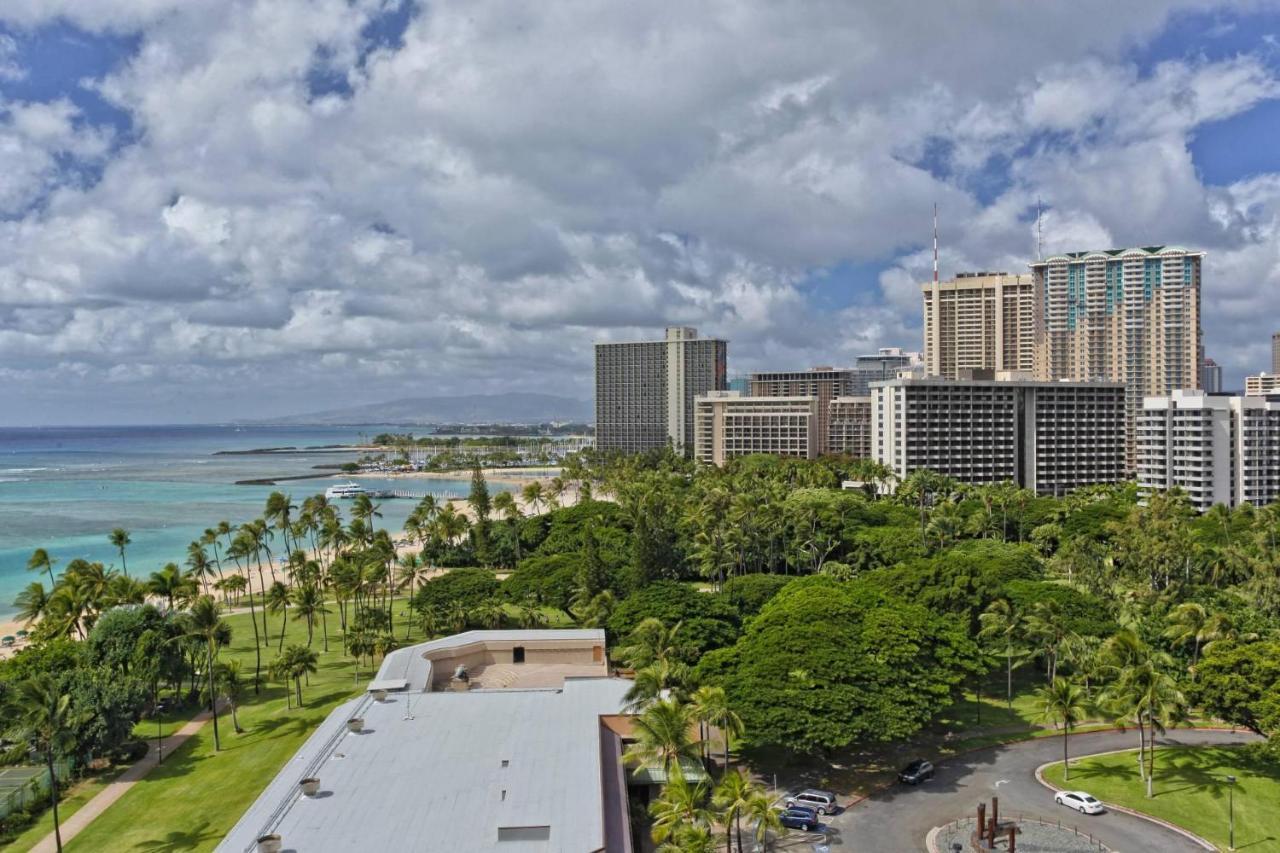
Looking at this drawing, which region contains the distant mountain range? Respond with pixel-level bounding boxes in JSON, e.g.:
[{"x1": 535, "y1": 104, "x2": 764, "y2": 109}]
[{"x1": 260, "y1": 393, "x2": 593, "y2": 426}]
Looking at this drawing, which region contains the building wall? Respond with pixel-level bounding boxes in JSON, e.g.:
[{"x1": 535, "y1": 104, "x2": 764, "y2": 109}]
[
  {"x1": 828, "y1": 396, "x2": 872, "y2": 459},
  {"x1": 922, "y1": 273, "x2": 1036, "y2": 380},
  {"x1": 1030, "y1": 247, "x2": 1204, "y2": 469},
  {"x1": 694, "y1": 392, "x2": 818, "y2": 466},
  {"x1": 1138, "y1": 390, "x2": 1280, "y2": 510},
  {"x1": 594, "y1": 328, "x2": 726, "y2": 456},
  {"x1": 1273, "y1": 332, "x2": 1280, "y2": 374},
  {"x1": 1245, "y1": 374, "x2": 1280, "y2": 395},
  {"x1": 871, "y1": 378, "x2": 1125, "y2": 494},
  {"x1": 425, "y1": 638, "x2": 608, "y2": 689}
]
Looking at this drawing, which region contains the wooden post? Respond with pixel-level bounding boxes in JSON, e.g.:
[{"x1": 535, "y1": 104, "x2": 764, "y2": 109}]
[
  {"x1": 1008, "y1": 825, "x2": 1016, "y2": 853},
  {"x1": 978, "y1": 803, "x2": 987, "y2": 840},
  {"x1": 992, "y1": 795, "x2": 1000, "y2": 830},
  {"x1": 988, "y1": 816, "x2": 998, "y2": 849}
]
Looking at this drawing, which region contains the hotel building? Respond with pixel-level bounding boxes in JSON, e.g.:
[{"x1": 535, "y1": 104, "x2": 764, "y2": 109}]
[
  {"x1": 1246, "y1": 374, "x2": 1280, "y2": 396},
  {"x1": 594, "y1": 327, "x2": 727, "y2": 455},
  {"x1": 1137, "y1": 390, "x2": 1280, "y2": 510},
  {"x1": 921, "y1": 272, "x2": 1037, "y2": 379},
  {"x1": 1030, "y1": 246, "x2": 1204, "y2": 465},
  {"x1": 693, "y1": 391, "x2": 819, "y2": 466},
  {"x1": 828, "y1": 396, "x2": 873, "y2": 459},
  {"x1": 871, "y1": 377, "x2": 1126, "y2": 495}
]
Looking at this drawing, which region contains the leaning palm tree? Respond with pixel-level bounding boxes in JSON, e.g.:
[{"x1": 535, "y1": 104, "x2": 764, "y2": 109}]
[
  {"x1": 108, "y1": 528, "x2": 132, "y2": 577},
  {"x1": 743, "y1": 787, "x2": 786, "y2": 852},
  {"x1": 290, "y1": 584, "x2": 329, "y2": 648},
  {"x1": 13, "y1": 581, "x2": 50, "y2": 626},
  {"x1": 624, "y1": 697, "x2": 702, "y2": 776},
  {"x1": 521, "y1": 481, "x2": 545, "y2": 515},
  {"x1": 26, "y1": 547, "x2": 57, "y2": 586},
  {"x1": 6, "y1": 674, "x2": 86, "y2": 853},
  {"x1": 215, "y1": 659, "x2": 247, "y2": 733},
  {"x1": 712, "y1": 770, "x2": 758, "y2": 853},
  {"x1": 1037, "y1": 677, "x2": 1087, "y2": 781},
  {"x1": 266, "y1": 581, "x2": 291, "y2": 652},
  {"x1": 182, "y1": 596, "x2": 231, "y2": 751},
  {"x1": 1163, "y1": 602, "x2": 1211, "y2": 674}
]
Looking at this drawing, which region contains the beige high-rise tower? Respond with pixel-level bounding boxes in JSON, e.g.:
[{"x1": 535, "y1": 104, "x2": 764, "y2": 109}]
[
  {"x1": 1030, "y1": 246, "x2": 1204, "y2": 467},
  {"x1": 921, "y1": 273, "x2": 1037, "y2": 379}
]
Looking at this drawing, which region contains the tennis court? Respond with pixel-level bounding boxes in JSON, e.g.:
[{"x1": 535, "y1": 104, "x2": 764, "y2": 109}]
[
  {"x1": 0, "y1": 765, "x2": 45, "y2": 791},
  {"x1": 0, "y1": 764, "x2": 50, "y2": 818}
]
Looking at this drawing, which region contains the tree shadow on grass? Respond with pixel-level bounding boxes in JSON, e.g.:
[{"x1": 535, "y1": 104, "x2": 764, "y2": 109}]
[{"x1": 133, "y1": 818, "x2": 219, "y2": 852}]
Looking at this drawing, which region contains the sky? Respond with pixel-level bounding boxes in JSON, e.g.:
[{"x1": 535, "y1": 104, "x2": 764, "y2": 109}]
[{"x1": 3, "y1": 1, "x2": 1280, "y2": 424}]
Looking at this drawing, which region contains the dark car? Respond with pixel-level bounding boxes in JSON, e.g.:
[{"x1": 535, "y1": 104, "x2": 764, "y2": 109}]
[
  {"x1": 777, "y1": 805, "x2": 820, "y2": 832},
  {"x1": 898, "y1": 759, "x2": 935, "y2": 784}
]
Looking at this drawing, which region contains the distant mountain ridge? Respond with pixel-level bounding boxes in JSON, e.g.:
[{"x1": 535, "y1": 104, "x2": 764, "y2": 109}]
[{"x1": 260, "y1": 393, "x2": 592, "y2": 425}]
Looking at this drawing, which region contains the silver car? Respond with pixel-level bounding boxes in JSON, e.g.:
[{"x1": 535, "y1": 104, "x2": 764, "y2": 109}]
[{"x1": 784, "y1": 789, "x2": 838, "y2": 815}]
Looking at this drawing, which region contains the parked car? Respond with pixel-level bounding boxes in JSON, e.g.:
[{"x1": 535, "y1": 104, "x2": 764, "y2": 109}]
[
  {"x1": 784, "y1": 789, "x2": 838, "y2": 815},
  {"x1": 898, "y1": 759, "x2": 935, "y2": 784},
  {"x1": 777, "y1": 806, "x2": 820, "y2": 832},
  {"x1": 1055, "y1": 791, "x2": 1105, "y2": 815}
]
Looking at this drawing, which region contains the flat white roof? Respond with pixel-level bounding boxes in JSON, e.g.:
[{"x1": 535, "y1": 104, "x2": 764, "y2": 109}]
[{"x1": 217, "y1": 676, "x2": 630, "y2": 853}]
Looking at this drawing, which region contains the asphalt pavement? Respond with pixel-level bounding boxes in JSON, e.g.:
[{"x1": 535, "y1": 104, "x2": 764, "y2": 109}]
[{"x1": 795, "y1": 728, "x2": 1258, "y2": 853}]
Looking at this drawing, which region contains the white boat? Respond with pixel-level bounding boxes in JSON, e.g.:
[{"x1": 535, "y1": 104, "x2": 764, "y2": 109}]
[{"x1": 325, "y1": 482, "x2": 367, "y2": 499}]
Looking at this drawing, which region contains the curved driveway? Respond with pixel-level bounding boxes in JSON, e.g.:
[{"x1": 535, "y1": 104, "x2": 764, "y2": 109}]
[{"x1": 810, "y1": 729, "x2": 1258, "y2": 852}]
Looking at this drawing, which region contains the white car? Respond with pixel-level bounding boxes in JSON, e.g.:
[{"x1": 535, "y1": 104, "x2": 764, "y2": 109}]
[{"x1": 1055, "y1": 791, "x2": 1105, "y2": 815}]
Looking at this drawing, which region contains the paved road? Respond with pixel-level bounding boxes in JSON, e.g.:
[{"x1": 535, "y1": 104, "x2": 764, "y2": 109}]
[{"x1": 797, "y1": 729, "x2": 1257, "y2": 853}]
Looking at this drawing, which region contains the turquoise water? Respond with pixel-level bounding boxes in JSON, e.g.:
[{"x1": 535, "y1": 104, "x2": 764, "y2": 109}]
[{"x1": 0, "y1": 425, "x2": 483, "y2": 622}]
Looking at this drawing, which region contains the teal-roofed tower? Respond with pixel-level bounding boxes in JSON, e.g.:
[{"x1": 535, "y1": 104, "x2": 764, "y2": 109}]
[{"x1": 1030, "y1": 246, "x2": 1204, "y2": 469}]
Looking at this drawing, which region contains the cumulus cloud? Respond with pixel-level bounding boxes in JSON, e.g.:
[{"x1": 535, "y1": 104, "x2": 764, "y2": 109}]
[{"x1": 0, "y1": 0, "x2": 1278, "y2": 422}]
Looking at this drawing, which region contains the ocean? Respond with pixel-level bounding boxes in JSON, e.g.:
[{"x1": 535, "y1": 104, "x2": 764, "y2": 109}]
[{"x1": 0, "y1": 425, "x2": 485, "y2": 622}]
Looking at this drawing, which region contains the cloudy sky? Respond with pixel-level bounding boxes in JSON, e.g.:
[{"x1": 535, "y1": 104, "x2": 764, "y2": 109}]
[{"x1": 3, "y1": 1, "x2": 1280, "y2": 424}]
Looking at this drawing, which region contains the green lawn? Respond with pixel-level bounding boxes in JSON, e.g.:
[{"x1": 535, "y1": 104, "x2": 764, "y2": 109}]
[
  {"x1": 65, "y1": 600, "x2": 433, "y2": 852},
  {"x1": 1043, "y1": 746, "x2": 1280, "y2": 853}
]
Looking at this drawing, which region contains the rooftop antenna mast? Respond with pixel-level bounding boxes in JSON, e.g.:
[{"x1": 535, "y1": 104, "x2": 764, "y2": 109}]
[
  {"x1": 933, "y1": 202, "x2": 939, "y2": 284},
  {"x1": 1036, "y1": 197, "x2": 1043, "y2": 261}
]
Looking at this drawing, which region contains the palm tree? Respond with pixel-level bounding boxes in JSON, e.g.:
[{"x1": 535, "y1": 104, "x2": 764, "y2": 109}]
[
  {"x1": 624, "y1": 661, "x2": 691, "y2": 712},
  {"x1": 521, "y1": 481, "x2": 545, "y2": 514},
  {"x1": 547, "y1": 476, "x2": 567, "y2": 508},
  {"x1": 6, "y1": 674, "x2": 85, "y2": 853},
  {"x1": 691, "y1": 685, "x2": 743, "y2": 771},
  {"x1": 649, "y1": 769, "x2": 714, "y2": 847},
  {"x1": 108, "y1": 528, "x2": 132, "y2": 577},
  {"x1": 27, "y1": 547, "x2": 57, "y2": 586},
  {"x1": 215, "y1": 659, "x2": 247, "y2": 733},
  {"x1": 182, "y1": 596, "x2": 231, "y2": 751},
  {"x1": 264, "y1": 492, "x2": 298, "y2": 564},
  {"x1": 616, "y1": 617, "x2": 688, "y2": 670},
  {"x1": 266, "y1": 581, "x2": 291, "y2": 652},
  {"x1": 624, "y1": 697, "x2": 702, "y2": 776},
  {"x1": 13, "y1": 581, "x2": 50, "y2": 625},
  {"x1": 186, "y1": 542, "x2": 214, "y2": 596},
  {"x1": 743, "y1": 788, "x2": 786, "y2": 851},
  {"x1": 712, "y1": 770, "x2": 757, "y2": 853},
  {"x1": 276, "y1": 645, "x2": 320, "y2": 707},
  {"x1": 148, "y1": 563, "x2": 193, "y2": 612},
  {"x1": 1163, "y1": 602, "x2": 1211, "y2": 674},
  {"x1": 1037, "y1": 677, "x2": 1087, "y2": 781},
  {"x1": 1025, "y1": 599, "x2": 1073, "y2": 684},
  {"x1": 979, "y1": 598, "x2": 1025, "y2": 709},
  {"x1": 291, "y1": 584, "x2": 329, "y2": 647}
]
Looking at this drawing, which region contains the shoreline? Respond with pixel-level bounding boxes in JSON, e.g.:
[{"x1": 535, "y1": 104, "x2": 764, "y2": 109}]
[{"x1": 353, "y1": 466, "x2": 561, "y2": 487}]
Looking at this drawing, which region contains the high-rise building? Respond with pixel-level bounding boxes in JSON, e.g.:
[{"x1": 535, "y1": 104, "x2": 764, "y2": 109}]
[
  {"x1": 1273, "y1": 332, "x2": 1280, "y2": 374},
  {"x1": 748, "y1": 368, "x2": 858, "y2": 454},
  {"x1": 855, "y1": 347, "x2": 922, "y2": 380},
  {"x1": 594, "y1": 327, "x2": 727, "y2": 455},
  {"x1": 1202, "y1": 358, "x2": 1223, "y2": 393},
  {"x1": 871, "y1": 377, "x2": 1126, "y2": 495},
  {"x1": 1137, "y1": 390, "x2": 1280, "y2": 510},
  {"x1": 1246, "y1": 374, "x2": 1280, "y2": 396},
  {"x1": 828, "y1": 396, "x2": 872, "y2": 459},
  {"x1": 693, "y1": 391, "x2": 818, "y2": 466},
  {"x1": 921, "y1": 272, "x2": 1037, "y2": 379},
  {"x1": 1030, "y1": 246, "x2": 1204, "y2": 466}
]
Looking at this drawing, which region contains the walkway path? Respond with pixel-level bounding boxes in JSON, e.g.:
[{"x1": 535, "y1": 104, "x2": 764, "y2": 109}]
[{"x1": 30, "y1": 706, "x2": 219, "y2": 853}]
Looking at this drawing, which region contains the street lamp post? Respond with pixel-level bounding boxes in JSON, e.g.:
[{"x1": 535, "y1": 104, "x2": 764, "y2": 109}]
[{"x1": 1226, "y1": 775, "x2": 1237, "y2": 851}]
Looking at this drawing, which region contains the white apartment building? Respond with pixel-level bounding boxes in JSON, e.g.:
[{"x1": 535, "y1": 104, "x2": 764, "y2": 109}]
[
  {"x1": 1245, "y1": 373, "x2": 1280, "y2": 396},
  {"x1": 1137, "y1": 390, "x2": 1280, "y2": 510},
  {"x1": 828, "y1": 396, "x2": 872, "y2": 459},
  {"x1": 922, "y1": 273, "x2": 1037, "y2": 379},
  {"x1": 871, "y1": 377, "x2": 1126, "y2": 495},
  {"x1": 693, "y1": 391, "x2": 818, "y2": 466}
]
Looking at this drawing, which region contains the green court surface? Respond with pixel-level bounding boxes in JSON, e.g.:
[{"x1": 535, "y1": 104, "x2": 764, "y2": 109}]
[{"x1": 0, "y1": 765, "x2": 46, "y2": 791}]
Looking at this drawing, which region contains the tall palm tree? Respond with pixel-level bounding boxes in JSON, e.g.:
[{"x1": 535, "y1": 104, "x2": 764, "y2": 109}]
[
  {"x1": 266, "y1": 581, "x2": 291, "y2": 652},
  {"x1": 624, "y1": 697, "x2": 702, "y2": 776},
  {"x1": 691, "y1": 685, "x2": 743, "y2": 771},
  {"x1": 215, "y1": 659, "x2": 247, "y2": 733},
  {"x1": 743, "y1": 788, "x2": 786, "y2": 851},
  {"x1": 521, "y1": 481, "x2": 545, "y2": 515},
  {"x1": 182, "y1": 596, "x2": 231, "y2": 751},
  {"x1": 264, "y1": 492, "x2": 298, "y2": 566},
  {"x1": 147, "y1": 563, "x2": 193, "y2": 612},
  {"x1": 226, "y1": 534, "x2": 263, "y2": 692},
  {"x1": 1025, "y1": 599, "x2": 1073, "y2": 684},
  {"x1": 276, "y1": 645, "x2": 320, "y2": 707},
  {"x1": 27, "y1": 547, "x2": 57, "y2": 586},
  {"x1": 6, "y1": 674, "x2": 85, "y2": 853},
  {"x1": 1037, "y1": 677, "x2": 1087, "y2": 781},
  {"x1": 624, "y1": 660, "x2": 691, "y2": 712},
  {"x1": 617, "y1": 617, "x2": 688, "y2": 670},
  {"x1": 979, "y1": 598, "x2": 1026, "y2": 709},
  {"x1": 108, "y1": 528, "x2": 132, "y2": 578},
  {"x1": 186, "y1": 542, "x2": 214, "y2": 596},
  {"x1": 1163, "y1": 602, "x2": 1211, "y2": 674}
]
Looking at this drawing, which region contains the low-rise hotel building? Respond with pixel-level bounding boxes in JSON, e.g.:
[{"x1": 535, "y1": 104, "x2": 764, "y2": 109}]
[
  {"x1": 871, "y1": 377, "x2": 1126, "y2": 495},
  {"x1": 1137, "y1": 390, "x2": 1280, "y2": 510},
  {"x1": 693, "y1": 391, "x2": 819, "y2": 466},
  {"x1": 828, "y1": 396, "x2": 872, "y2": 459},
  {"x1": 1245, "y1": 373, "x2": 1280, "y2": 396}
]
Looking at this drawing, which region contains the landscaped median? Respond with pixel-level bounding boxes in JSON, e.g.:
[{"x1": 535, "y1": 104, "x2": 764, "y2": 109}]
[{"x1": 1036, "y1": 746, "x2": 1280, "y2": 853}]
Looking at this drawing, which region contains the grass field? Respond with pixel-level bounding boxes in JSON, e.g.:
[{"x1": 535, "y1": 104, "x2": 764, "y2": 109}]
[
  {"x1": 63, "y1": 598, "x2": 436, "y2": 852},
  {"x1": 1042, "y1": 746, "x2": 1280, "y2": 853},
  {"x1": 3, "y1": 764, "x2": 128, "y2": 851}
]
